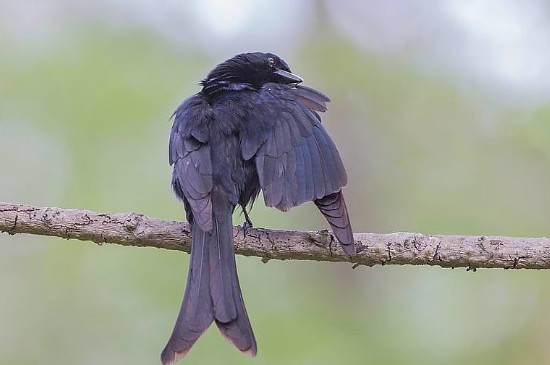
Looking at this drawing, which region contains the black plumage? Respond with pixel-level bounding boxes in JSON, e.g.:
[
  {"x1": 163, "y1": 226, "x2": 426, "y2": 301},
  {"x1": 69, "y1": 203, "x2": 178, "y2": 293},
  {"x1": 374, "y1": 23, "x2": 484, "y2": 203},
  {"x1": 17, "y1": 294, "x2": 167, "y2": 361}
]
[{"x1": 162, "y1": 52, "x2": 354, "y2": 364}]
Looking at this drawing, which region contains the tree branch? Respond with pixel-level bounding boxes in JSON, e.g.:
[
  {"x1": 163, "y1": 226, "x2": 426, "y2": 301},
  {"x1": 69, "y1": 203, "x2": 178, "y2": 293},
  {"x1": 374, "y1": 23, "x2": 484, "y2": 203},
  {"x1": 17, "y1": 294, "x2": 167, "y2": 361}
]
[{"x1": 1, "y1": 202, "x2": 549, "y2": 270}]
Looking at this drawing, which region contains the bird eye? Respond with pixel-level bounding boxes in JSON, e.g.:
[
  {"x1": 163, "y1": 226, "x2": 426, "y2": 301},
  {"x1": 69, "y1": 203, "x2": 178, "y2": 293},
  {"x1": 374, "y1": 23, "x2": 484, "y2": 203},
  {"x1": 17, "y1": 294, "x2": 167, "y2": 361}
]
[{"x1": 268, "y1": 57, "x2": 275, "y2": 67}]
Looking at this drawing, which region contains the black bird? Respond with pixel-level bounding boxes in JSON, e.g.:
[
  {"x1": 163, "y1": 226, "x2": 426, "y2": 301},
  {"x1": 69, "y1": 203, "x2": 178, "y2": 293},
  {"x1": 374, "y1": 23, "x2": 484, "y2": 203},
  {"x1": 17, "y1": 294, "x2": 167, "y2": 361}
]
[{"x1": 162, "y1": 52, "x2": 354, "y2": 364}]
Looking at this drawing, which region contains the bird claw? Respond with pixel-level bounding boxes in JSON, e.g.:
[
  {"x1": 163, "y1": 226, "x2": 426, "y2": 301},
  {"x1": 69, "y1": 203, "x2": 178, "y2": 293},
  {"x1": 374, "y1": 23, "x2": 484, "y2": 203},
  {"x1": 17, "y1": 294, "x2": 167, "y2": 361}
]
[
  {"x1": 242, "y1": 220, "x2": 253, "y2": 237},
  {"x1": 241, "y1": 206, "x2": 253, "y2": 237}
]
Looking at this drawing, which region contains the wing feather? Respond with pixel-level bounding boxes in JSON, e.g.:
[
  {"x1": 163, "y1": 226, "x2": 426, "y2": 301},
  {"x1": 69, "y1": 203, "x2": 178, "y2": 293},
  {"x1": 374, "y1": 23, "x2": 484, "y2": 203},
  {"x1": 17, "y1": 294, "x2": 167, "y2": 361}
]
[
  {"x1": 170, "y1": 95, "x2": 214, "y2": 231},
  {"x1": 243, "y1": 83, "x2": 347, "y2": 212}
]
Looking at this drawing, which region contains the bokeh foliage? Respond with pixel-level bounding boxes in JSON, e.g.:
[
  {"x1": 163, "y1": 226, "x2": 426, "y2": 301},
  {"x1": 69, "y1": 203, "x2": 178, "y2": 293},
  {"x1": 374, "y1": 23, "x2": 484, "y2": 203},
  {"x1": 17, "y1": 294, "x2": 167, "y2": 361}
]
[{"x1": 2, "y1": 4, "x2": 550, "y2": 364}]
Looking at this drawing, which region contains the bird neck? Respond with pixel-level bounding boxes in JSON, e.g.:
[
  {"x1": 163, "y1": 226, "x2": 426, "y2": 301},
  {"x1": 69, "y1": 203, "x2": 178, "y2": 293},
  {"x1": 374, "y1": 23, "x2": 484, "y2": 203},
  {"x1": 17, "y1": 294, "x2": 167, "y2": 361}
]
[{"x1": 200, "y1": 77, "x2": 256, "y2": 98}]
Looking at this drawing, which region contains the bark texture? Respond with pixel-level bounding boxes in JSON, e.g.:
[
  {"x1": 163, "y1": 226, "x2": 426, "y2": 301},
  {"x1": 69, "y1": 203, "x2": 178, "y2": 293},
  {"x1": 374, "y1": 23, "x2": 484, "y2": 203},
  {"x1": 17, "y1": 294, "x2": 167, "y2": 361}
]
[{"x1": 1, "y1": 202, "x2": 549, "y2": 270}]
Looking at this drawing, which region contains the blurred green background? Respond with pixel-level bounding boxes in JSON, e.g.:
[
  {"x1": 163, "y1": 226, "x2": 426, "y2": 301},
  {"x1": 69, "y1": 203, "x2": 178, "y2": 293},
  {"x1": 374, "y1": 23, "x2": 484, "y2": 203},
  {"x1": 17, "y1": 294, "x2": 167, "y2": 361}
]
[{"x1": 2, "y1": 1, "x2": 550, "y2": 364}]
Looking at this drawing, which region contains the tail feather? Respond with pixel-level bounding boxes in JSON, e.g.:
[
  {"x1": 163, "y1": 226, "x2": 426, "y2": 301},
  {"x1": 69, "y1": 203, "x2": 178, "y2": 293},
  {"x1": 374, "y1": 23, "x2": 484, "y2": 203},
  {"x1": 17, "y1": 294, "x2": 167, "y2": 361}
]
[
  {"x1": 161, "y1": 226, "x2": 214, "y2": 364},
  {"x1": 209, "y1": 213, "x2": 237, "y2": 323},
  {"x1": 215, "y1": 239, "x2": 257, "y2": 355},
  {"x1": 161, "y1": 196, "x2": 256, "y2": 365},
  {"x1": 315, "y1": 191, "x2": 355, "y2": 256}
]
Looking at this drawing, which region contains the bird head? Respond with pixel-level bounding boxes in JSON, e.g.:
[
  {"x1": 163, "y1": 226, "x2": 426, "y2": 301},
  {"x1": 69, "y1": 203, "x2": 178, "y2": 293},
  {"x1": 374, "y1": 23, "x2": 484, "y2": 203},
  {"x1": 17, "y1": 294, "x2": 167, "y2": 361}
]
[{"x1": 200, "y1": 52, "x2": 303, "y2": 96}]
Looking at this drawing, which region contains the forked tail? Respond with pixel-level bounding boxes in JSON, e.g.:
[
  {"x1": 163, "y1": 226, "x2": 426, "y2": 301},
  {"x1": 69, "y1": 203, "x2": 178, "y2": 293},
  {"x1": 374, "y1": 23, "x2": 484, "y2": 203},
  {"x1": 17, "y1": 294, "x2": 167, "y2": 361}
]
[{"x1": 161, "y1": 196, "x2": 256, "y2": 364}]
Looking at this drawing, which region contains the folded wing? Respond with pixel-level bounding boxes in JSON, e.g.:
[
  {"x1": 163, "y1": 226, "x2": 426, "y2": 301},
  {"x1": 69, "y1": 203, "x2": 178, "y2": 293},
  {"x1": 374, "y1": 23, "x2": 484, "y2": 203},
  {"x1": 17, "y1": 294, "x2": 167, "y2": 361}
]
[{"x1": 169, "y1": 95, "x2": 214, "y2": 231}]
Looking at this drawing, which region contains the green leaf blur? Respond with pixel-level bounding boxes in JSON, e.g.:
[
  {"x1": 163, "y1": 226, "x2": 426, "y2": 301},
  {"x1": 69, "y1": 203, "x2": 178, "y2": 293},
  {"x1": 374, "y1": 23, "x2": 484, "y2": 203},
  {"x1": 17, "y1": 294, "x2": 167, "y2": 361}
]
[{"x1": 2, "y1": 3, "x2": 550, "y2": 364}]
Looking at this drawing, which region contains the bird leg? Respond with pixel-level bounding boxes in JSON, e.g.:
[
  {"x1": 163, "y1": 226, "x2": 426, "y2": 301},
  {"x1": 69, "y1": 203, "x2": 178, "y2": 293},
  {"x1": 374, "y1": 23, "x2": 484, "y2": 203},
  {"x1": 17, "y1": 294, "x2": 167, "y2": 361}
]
[{"x1": 241, "y1": 205, "x2": 253, "y2": 236}]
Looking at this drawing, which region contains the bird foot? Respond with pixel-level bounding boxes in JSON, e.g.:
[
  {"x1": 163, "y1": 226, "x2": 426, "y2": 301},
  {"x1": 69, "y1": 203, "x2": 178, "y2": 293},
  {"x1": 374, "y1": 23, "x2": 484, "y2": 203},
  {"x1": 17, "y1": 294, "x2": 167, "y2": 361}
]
[{"x1": 242, "y1": 220, "x2": 253, "y2": 237}]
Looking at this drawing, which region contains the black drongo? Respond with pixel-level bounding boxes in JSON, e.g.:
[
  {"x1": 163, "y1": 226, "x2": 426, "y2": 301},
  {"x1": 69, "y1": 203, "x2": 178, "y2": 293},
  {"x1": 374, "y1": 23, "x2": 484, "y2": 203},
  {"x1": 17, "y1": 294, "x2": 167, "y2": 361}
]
[{"x1": 162, "y1": 52, "x2": 354, "y2": 364}]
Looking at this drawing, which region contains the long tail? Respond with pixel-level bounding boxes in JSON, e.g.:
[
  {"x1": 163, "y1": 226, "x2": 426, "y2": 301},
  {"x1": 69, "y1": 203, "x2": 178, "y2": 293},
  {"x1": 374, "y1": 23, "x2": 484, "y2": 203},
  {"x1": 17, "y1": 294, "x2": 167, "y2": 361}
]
[
  {"x1": 315, "y1": 191, "x2": 355, "y2": 256},
  {"x1": 161, "y1": 195, "x2": 257, "y2": 364}
]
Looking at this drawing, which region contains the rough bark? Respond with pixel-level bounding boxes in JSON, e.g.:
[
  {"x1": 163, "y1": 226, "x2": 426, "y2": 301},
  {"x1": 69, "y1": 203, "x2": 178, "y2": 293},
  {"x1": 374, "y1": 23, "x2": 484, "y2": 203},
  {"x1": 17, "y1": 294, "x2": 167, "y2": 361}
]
[{"x1": 1, "y1": 202, "x2": 549, "y2": 270}]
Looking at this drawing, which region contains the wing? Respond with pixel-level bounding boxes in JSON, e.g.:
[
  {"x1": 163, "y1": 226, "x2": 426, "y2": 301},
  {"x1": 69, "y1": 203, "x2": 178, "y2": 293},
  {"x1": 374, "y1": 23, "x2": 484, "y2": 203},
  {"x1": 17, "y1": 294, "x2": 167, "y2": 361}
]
[
  {"x1": 241, "y1": 84, "x2": 347, "y2": 211},
  {"x1": 169, "y1": 95, "x2": 214, "y2": 231}
]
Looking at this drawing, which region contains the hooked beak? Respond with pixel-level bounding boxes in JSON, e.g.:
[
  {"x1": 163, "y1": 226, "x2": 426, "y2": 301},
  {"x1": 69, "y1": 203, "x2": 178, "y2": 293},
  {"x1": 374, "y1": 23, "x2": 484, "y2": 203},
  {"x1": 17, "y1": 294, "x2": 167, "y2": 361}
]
[{"x1": 274, "y1": 69, "x2": 303, "y2": 84}]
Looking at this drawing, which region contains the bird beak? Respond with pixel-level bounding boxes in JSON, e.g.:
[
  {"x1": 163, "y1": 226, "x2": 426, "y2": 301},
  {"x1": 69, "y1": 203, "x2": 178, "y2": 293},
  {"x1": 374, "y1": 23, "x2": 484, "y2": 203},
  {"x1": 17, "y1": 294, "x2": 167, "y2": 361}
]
[{"x1": 274, "y1": 69, "x2": 304, "y2": 84}]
